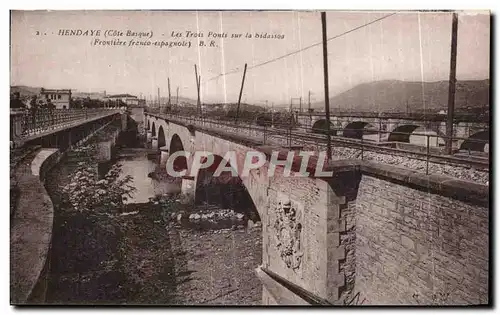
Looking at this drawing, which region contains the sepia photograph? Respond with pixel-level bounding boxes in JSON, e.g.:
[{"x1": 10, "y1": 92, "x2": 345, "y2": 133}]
[{"x1": 9, "y1": 9, "x2": 490, "y2": 306}]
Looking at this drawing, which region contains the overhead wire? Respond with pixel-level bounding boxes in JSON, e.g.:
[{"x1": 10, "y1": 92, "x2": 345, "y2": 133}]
[{"x1": 202, "y1": 12, "x2": 399, "y2": 86}]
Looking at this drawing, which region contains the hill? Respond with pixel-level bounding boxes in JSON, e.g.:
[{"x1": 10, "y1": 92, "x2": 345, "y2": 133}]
[
  {"x1": 11, "y1": 85, "x2": 40, "y2": 97},
  {"x1": 313, "y1": 79, "x2": 490, "y2": 112},
  {"x1": 72, "y1": 91, "x2": 107, "y2": 99},
  {"x1": 158, "y1": 96, "x2": 198, "y2": 105}
]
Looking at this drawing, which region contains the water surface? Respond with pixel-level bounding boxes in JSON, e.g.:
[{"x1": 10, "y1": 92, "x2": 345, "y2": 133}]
[{"x1": 118, "y1": 152, "x2": 181, "y2": 204}]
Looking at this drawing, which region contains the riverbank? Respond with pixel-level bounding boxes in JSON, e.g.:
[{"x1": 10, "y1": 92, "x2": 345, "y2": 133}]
[
  {"x1": 167, "y1": 220, "x2": 262, "y2": 305},
  {"x1": 46, "y1": 198, "x2": 262, "y2": 305},
  {"x1": 44, "y1": 144, "x2": 262, "y2": 305}
]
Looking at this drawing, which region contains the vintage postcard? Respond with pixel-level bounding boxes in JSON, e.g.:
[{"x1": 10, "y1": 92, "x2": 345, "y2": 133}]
[{"x1": 10, "y1": 10, "x2": 490, "y2": 306}]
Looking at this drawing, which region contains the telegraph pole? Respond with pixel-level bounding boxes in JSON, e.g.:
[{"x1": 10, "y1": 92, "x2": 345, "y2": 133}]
[
  {"x1": 195, "y1": 64, "x2": 201, "y2": 116},
  {"x1": 308, "y1": 91, "x2": 311, "y2": 112},
  {"x1": 271, "y1": 102, "x2": 274, "y2": 127},
  {"x1": 446, "y1": 12, "x2": 458, "y2": 155},
  {"x1": 167, "y1": 77, "x2": 171, "y2": 112},
  {"x1": 235, "y1": 63, "x2": 248, "y2": 124},
  {"x1": 321, "y1": 12, "x2": 332, "y2": 161},
  {"x1": 157, "y1": 87, "x2": 160, "y2": 111},
  {"x1": 176, "y1": 86, "x2": 179, "y2": 105},
  {"x1": 308, "y1": 91, "x2": 313, "y2": 129}
]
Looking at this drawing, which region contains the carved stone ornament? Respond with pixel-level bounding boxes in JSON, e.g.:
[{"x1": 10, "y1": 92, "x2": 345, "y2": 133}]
[{"x1": 273, "y1": 198, "x2": 303, "y2": 270}]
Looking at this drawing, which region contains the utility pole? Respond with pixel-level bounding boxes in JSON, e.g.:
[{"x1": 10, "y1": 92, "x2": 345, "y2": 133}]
[
  {"x1": 308, "y1": 91, "x2": 311, "y2": 112},
  {"x1": 168, "y1": 77, "x2": 171, "y2": 112},
  {"x1": 308, "y1": 91, "x2": 313, "y2": 129},
  {"x1": 235, "y1": 63, "x2": 248, "y2": 124},
  {"x1": 195, "y1": 64, "x2": 201, "y2": 116},
  {"x1": 271, "y1": 102, "x2": 274, "y2": 127},
  {"x1": 198, "y1": 75, "x2": 202, "y2": 116},
  {"x1": 157, "y1": 87, "x2": 160, "y2": 111},
  {"x1": 321, "y1": 12, "x2": 332, "y2": 162},
  {"x1": 299, "y1": 97, "x2": 302, "y2": 113},
  {"x1": 176, "y1": 86, "x2": 179, "y2": 105},
  {"x1": 446, "y1": 12, "x2": 458, "y2": 155}
]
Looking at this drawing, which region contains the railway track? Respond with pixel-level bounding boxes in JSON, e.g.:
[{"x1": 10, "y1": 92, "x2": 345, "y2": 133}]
[
  {"x1": 263, "y1": 127, "x2": 489, "y2": 171},
  {"x1": 149, "y1": 113, "x2": 490, "y2": 174}
]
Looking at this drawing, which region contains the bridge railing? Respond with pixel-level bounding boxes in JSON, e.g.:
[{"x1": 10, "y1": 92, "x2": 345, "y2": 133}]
[
  {"x1": 296, "y1": 110, "x2": 490, "y2": 123},
  {"x1": 10, "y1": 108, "x2": 121, "y2": 140},
  {"x1": 146, "y1": 111, "x2": 489, "y2": 176}
]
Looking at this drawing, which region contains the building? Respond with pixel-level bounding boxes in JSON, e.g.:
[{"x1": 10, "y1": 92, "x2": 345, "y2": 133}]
[
  {"x1": 105, "y1": 94, "x2": 139, "y2": 107},
  {"x1": 40, "y1": 88, "x2": 72, "y2": 109}
]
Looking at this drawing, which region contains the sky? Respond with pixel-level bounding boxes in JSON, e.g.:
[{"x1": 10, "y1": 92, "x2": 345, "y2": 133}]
[{"x1": 10, "y1": 10, "x2": 490, "y2": 105}]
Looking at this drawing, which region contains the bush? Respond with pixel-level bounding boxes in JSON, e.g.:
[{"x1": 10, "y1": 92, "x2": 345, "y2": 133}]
[{"x1": 61, "y1": 161, "x2": 137, "y2": 215}]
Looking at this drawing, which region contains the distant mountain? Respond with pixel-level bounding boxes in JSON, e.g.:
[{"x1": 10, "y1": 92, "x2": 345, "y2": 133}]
[
  {"x1": 209, "y1": 103, "x2": 265, "y2": 112},
  {"x1": 11, "y1": 86, "x2": 107, "y2": 100},
  {"x1": 73, "y1": 91, "x2": 107, "y2": 99},
  {"x1": 313, "y1": 79, "x2": 490, "y2": 112}
]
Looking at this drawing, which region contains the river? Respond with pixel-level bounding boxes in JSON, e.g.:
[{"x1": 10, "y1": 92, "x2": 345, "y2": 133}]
[
  {"x1": 43, "y1": 143, "x2": 261, "y2": 305},
  {"x1": 115, "y1": 150, "x2": 181, "y2": 204}
]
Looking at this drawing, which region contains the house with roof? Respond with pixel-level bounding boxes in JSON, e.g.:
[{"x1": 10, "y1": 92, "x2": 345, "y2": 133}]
[
  {"x1": 105, "y1": 93, "x2": 139, "y2": 107},
  {"x1": 40, "y1": 88, "x2": 72, "y2": 109}
]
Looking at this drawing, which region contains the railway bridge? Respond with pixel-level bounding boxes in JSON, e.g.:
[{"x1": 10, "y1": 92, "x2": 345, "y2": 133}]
[
  {"x1": 9, "y1": 107, "x2": 489, "y2": 305},
  {"x1": 296, "y1": 112, "x2": 489, "y2": 151},
  {"x1": 10, "y1": 108, "x2": 127, "y2": 304},
  {"x1": 145, "y1": 111, "x2": 489, "y2": 305}
]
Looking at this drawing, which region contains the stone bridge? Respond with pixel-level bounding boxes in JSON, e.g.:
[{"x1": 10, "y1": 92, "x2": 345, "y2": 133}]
[
  {"x1": 145, "y1": 112, "x2": 489, "y2": 305},
  {"x1": 297, "y1": 112, "x2": 489, "y2": 150}
]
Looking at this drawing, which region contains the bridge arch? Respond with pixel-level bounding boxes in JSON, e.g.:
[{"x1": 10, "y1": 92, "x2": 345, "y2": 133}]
[
  {"x1": 195, "y1": 153, "x2": 261, "y2": 223},
  {"x1": 158, "y1": 125, "x2": 166, "y2": 148},
  {"x1": 388, "y1": 124, "x2": 421, "y2": 143},
  {"x1": 169, "y1": 133, "x2": 188, "y2": 172},
  {"x1": 311, "y1": 119, "x2": 337, "y2": 135},
  {"x1": 255, "y1": 113, "x2": 272, "y2": 127},
  {"x1": 460, "y1": 130, "x2": 489, "y2": 152},
  {"x1": 343, "y1": 121, "x2": 376, "y2": 139},
  {"x1": 389, "y1": 124, "x2": 445, "y2": 146},
  {"x1": 151, "y1": 122, "x2": 156, "y2": 137}
]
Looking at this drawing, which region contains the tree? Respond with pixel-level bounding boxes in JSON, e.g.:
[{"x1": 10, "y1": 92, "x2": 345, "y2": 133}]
[
  {"x1": 30, "y1": 95, "x2": 38, "y2": 110},
  {"x1": 62, "y1": 159, "x2": 137, "y2": 215},
  {"x1": 10, "y1": 92, "x2": 24, "y2": 109}
]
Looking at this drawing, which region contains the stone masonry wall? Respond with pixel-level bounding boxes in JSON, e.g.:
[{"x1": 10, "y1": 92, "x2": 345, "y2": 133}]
[
  {"x1": 157, "y1": 116, "x2": 355, "y2": 304},
  {"x1": 355, "y1": 175, "x2": 488, "y2": 305}
]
